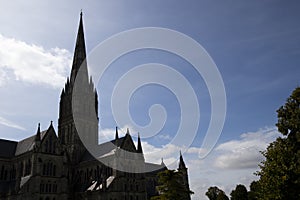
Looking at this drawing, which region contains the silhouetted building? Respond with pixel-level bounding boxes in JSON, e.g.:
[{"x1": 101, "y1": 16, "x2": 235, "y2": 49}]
[{"x1": 0, "y1": 13, "x2": 190, "y2": 200}]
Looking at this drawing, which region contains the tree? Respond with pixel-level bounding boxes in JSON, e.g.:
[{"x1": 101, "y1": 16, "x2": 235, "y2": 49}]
[
  {"x1": 256, "y1": 87, "x2": 300, "y2": 199},
  {"x1": 151, "y1": 170, "x2": 193, "y2": 200},
  {"x1": 247, "y1": 181, "x2": 259, "y2": 200},
  {"x1": 257, "y1": 137, "x2": 299, "y2": 199},
  {"x1": 216, "y1": 191, "x2": 229, "y2": 200},
  {"x1": 276, "y1": 87, "x2": 300, "y2": 141},
  {"x1": 230, "y1": 184, "x2": 248, "y2": 200},
  {"x1": 205, "y1": 186, "x2": 226, "y2": 200}
]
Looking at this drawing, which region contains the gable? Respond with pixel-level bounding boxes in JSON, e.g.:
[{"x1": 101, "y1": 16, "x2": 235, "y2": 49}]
[
  {"x1": 14, "y1": 124, "x2": 59, "y2": 156},
  {"x1": 120, "y1": 134, "x2": 137, "y2": 153},
  {"x1": 41, "y1": 125, "x2": 61, "y2": 154}
]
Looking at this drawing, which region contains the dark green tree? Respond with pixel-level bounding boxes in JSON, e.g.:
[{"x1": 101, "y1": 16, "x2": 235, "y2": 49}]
[
  {"x1": 256, "y1": 87, "x2": 300, "y2": 199},
  {"x1": 257, "y1": 136, "x2": 299, "y2": 199},
  {"x1": 276, "y1": 87, "x2": 300, "y2": 141},
  {"x1": 150, "y1": 170, "x2": 193, "y2": 200},
  {"x1": 205, "y1": 186, "x2": 226, "y2": 200},
  {"x1": 247, "y1": 181, "x2": 259, "y2": 200},
  {"x1": 230, "y1": 184, "x2": 248, "y2": 200},
  {"x1": 216, "y1": 191, "x2": 229, "y2": 200}
]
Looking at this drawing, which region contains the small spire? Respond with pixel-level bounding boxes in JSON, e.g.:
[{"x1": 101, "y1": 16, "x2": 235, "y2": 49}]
[
  {"x1": 50, "y1": 121, "x2": 53, "y2": 126},
  {"x1": 137, "y1": 132, "x2": 143, "y2": 153},
  {"x1": 115, "y1": 126, "x2": 119, "y2": 140},
  {"x1": 161, "y1": 158, "x2": 165, "y2": 166},
  {"x1": 126, "y1": 128, "x2": 130, "y2": 135},
  {"x1": 178, "y1": 150, "x2": 186, "y2": 169},
  {"x1": 35, "y1": 123, "x2": 41, "y2": 141},
  {"x1": 66, "y1": 77, "x2": 70, "y2": 89}
]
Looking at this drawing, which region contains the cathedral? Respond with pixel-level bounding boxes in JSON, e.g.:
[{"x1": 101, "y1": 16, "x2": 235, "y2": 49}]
[{"x1": 0, "y1": 13, "x2": 190, "y2": 200}]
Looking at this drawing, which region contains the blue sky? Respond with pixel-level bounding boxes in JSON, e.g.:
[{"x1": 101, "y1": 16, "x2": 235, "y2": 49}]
[{"x1": 0, "y1": 1, "x2": 300, "y2": 199}]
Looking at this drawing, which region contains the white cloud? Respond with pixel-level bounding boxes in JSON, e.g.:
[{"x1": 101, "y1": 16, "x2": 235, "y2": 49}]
[
  {"x1": 214, "y1": 127, "x2": 280, "y2": 170},
  {"x1": 0, "y1": 116, "x2": 26, "y2": 131},
  {"x1": 0, "y1": 34, "x2": 72, "y2": 88},
  {"x1": 0, "y1": 68, "x2": 10, "y2": 86},
  {"x1": 143, "y1": 142, "x2": 181, "y2": 166},
  {"x1": 154, "y1": 134, "x2": 171, "y2": 140},
  {"x1": 186, "y1": 146, "x2": 208, "y2": 156},
  {"x1": 185, "y1": 127, "x2": 281, "y2": 199}
]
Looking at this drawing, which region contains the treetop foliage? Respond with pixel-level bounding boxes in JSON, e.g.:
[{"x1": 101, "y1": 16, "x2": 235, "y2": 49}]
[{"x1": 151, "y1": 169, "x2": 193, "y2": 200}]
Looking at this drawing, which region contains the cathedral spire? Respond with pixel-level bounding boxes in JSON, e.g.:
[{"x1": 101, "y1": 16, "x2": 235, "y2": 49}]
[
  {"x1": 178, "y1": 150, "x2": 186, "y2": 169},
  {"x1": 70, "y1": 11, "x2": 87, "y2": 85},
  {"x1": 137, "y1": 132, "x2": 143, "y2": 153},
  {"x1": 58, "y1": 12, "x2": 98, "y2": 165}
]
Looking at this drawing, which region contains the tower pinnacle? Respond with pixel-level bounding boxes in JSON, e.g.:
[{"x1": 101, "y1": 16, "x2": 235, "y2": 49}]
[
  {"x1": 115, "y1": 126, "x2": 119, "y2": 140},
  {"x1": 35, "y1": 123, "x2": 41, "y2": 141},
  {"x1": 178, "y1": 150, "x2": 187, "y2": 169},
  {"x1": 137, "y1": 132, "x2": 143, "y2": 153}
]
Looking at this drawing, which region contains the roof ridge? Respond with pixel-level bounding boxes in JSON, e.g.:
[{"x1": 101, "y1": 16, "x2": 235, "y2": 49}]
[{"x1": 0, "y1": 138, "x2": 18, "y2": 143}]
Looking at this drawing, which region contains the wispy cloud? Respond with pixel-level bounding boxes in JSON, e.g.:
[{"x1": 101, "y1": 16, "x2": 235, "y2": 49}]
[
  {"x1": 0, "y1": 116, "x2": 26, "y2": 131},
  {"x1": 0, "y1": 34, "x2": 71, "y2": 88},
  {"x1": 214, "y1": 127, "x2": 280, "y2": 170}
]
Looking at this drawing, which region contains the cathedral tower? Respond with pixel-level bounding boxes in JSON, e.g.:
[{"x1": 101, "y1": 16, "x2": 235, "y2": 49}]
[{"x1": 58, "y1": 12, "x2": 99, "y2": 164}]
